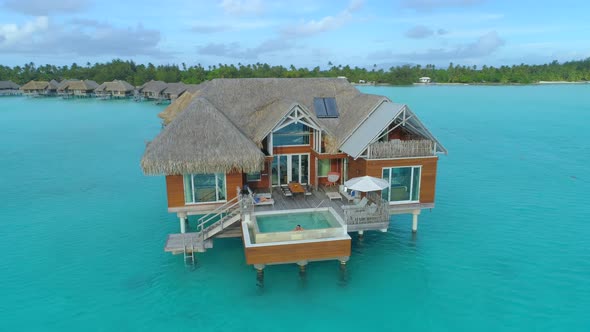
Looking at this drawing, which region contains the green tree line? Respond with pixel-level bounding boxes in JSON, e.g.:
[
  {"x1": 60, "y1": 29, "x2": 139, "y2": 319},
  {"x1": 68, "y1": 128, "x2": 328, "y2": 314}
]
[{"x1": 1, "y1": 58, "x2": 589, "y2": 86}]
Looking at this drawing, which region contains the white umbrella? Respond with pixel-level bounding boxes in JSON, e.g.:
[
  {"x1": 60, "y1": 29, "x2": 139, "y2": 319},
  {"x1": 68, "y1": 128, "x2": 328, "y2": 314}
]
[{"x1": 344, "y1": 176, "x2": 389, "y2": 192}]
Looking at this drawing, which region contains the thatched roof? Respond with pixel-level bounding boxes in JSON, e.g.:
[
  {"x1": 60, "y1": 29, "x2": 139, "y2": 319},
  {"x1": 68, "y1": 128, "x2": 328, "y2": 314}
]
[
  {"x1": 48, "y1": 80, "x2": 59, "y2": 90},
  {"x1": 0, "y1": 80, "x2": 19, "y2": 89},
  {"x1": 142, "y1": 98, "x2": 265, "y2": 175},
  {"x1": 67, "y1": 80, "x2": 98, "y2": 91},
  {"x1": 145, "y1": 78, "x2": 388, "y2": 174},
  {"x1": 96, "y1": 80, "x2": 135, "y2": 92},
  {"x1": 163, "y1": 82, "x2": 187, "y2": 96},
  {"x1": 158, "y1": 91, "x2": 198, "y2": 123},
  {"x1": 158, "y1": 78, "x2": 384, "y2": 148},
  {"x1": 140, "y1": 80, "x2": 167, "y2": 94},
  {"x1": 20, "y1": 80, "x2": 49, "y2": 90},
  {"x1": 57, "y1": 79, "x2": 76, "y2": 91}
]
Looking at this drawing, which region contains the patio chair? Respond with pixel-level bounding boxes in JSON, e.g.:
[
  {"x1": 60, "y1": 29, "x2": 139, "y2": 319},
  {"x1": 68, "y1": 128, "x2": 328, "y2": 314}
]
[
  {"x1": 281, "y1": 186, "x2": 293, "y2": 197},
  {"x1": 342, "y1": 197, "x2": 368, "y2": 210},
  {"x1": 326, "y1": 172, "x2": 340, "y2": 187},
  {"x1": 304, "y1": 184, "x2": 313, "y2": 196}
]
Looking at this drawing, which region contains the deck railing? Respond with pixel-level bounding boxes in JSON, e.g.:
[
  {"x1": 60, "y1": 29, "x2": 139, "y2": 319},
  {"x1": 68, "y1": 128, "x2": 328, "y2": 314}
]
[
  {"x1": 367, "y1": 139, "x2": 434, "y2": 159},
  {"x1": 343, "y1": 197, "x2": 389, "y2": 225}
]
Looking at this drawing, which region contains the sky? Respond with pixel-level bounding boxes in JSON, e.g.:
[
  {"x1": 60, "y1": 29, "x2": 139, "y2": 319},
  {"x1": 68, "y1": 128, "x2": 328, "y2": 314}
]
[{"x1": 0, "y1": 0, "x2": 589, "y2": 69}]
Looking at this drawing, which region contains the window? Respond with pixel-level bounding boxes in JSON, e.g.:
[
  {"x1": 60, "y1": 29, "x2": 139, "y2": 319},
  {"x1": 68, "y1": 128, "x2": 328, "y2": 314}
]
[
  {"x1": 183, "y1": 173, "x2": 226, "y2": 204},
  {"x1": 382, "y1": 166, "x2": 421, "y2": 203},
  {"x1": 246, "y1": 172, "x2": 261, "y2": 182},
  {"x1": 318, "y1": 159, "x2": 331, "y2": 177},
  {"x1": 273, "y1": 122, "x2": 310, "y2": 147}
]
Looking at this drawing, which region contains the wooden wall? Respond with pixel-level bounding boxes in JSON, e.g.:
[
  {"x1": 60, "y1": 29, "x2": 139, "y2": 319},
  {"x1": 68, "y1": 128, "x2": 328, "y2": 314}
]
[
  {"x1": 244, "y1": 239, "x2": 351, "y2": 265},
  {"x1": 226, "y1": 172, "x2": 244, "y2": 201},
  {"x1": 365, "y1": 157, "x2": 438, "y2": 203},
  {"x1": 165, "y1": 175, "x2": 185, "y2": 208}
]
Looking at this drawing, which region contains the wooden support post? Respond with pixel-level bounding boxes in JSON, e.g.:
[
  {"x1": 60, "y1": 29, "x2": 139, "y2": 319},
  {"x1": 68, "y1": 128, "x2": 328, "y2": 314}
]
[
  {"x1": 412, "y1": 209, "x2": 420, "y2": 233},
  {"x1": 358, "y1": 230, "x2": 364, "y2": 239},
  {"x1": 179, "y1": 213, "x2": 187, "y2": 234},
  {"x1": 255, "y1": 264, "x2": 265, "y2": 288}
]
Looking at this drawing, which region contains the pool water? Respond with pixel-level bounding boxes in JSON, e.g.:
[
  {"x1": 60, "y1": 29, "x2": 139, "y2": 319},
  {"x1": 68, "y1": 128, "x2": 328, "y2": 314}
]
[{"x1": 256, "y1": 211, "x2": 338, "y2": 232}]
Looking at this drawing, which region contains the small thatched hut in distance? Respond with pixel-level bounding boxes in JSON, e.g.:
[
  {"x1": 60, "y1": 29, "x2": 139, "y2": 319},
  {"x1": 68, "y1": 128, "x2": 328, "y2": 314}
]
[
  {"x1": 162, "y1": 83, "x2": 188, "y2": 101},
  {"x1": 0, "y1": 80, "x2": 20, "y2": 95},
  {"x1": 139, "y1": 80, "x2": 167, "y2": 100},
  {"x1": 20, "y1": 80, "x2": 57, "y2": 96},
  {"x1": 95, "y1": 80, "x2": 135, "y2": 98},
  {"x1": 57, "y1": 79, "x2": 76, "y2": 97},
  {"x1": 67, "y1": 80, "x2": 99, "y2": 97}
]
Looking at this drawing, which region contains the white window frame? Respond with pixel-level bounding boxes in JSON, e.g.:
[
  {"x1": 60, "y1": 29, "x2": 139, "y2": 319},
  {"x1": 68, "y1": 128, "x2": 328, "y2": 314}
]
[
  {"x1": 272, "y1": 153, "x2": 310, "y2": 186},
  {"x1": 382, "y1": 165, "x2": 422, "y2": 204},
  {"x1": 184, "y1": 173, "x2": 227, "y2": 205}
]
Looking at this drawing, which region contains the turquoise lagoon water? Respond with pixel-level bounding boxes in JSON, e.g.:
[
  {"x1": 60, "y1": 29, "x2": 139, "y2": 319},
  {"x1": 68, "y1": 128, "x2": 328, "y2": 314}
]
[
  {"x1": 0, "y1": 85, "x2": 589, "y2": 331},
  {"x1": 256, "y1": 211, "x2": 337, "y2": 233}
]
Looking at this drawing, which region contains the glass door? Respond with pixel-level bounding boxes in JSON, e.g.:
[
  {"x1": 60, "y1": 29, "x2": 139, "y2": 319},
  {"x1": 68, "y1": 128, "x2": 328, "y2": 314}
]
[
  {"x1": 382, "y1": 166, "x2": 421, "y2": 203},
  {"x1": 272, "y1": 154, "x2": 310, "y2": 186}
]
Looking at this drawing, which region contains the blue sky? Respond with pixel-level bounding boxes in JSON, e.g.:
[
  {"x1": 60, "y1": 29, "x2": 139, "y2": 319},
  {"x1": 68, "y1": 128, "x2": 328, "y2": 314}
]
[{"x1": 0, "y1": 0, "x2": 588, "y2": 68}]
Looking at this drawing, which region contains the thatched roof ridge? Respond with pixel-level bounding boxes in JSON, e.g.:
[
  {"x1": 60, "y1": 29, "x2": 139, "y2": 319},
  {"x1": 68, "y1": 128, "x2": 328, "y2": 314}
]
[
  {"x1": 57, "y1": 79, "x2": 75, "y2": 91},
  {"x1": 48, "y1": 80, "x2": 59, "y2": 90},
  {"x1": 95, "y1": 80, "x2": 135, "y2": 92},
  {"x1": 0, "y1": 81, "x2": 19, "y2": 89},
  {"x1": 167, "y1": 78, "x2": 384, "y2": 148},
  {"x1": 158, "y1": 91, "x2": 199, "y2": 123},
  {"x1": 142, "y1": 98, "x2": 265, "y2": 175},
  {"x1": 163, "y1": 82, "x2": 187, "y2": 95},
  {"x1": 68, "y1": 80, "x2": 98, "y2": 90},
  {"x1": 140, "y1": 80, "x2": 167, "y2": 94},
  {"x1": 20, "y1": 80, "x2": 49, "y2": 90}
]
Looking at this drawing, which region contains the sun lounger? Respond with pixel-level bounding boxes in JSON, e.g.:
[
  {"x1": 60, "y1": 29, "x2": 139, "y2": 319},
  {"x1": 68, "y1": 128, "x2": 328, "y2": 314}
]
[{"x1": 342, "y1": 197, "x2": 368, "y2": 210}]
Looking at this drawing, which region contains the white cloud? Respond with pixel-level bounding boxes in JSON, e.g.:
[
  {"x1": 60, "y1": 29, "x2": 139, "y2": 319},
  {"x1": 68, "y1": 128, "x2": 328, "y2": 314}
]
[
  {"x1": 402, "y1": 0, "x2": 483, "y2": 12},
  {"x1": 3, "y1": 0, "x2": 90, "y2": 15},
  {"x1": 197, "y1": 38, "x2": 294, "y2": 59},
  {"x1": 219, "y1": 0, "x2": 265, "y2": 16},
  {"x1": 0, "y1": 16, "x2": 49, "y2": 45},
  {"x1": 0, "y1": 17, "x2": 166, "y2": 58},
  {"x1": 281, "y1": 0, "x2": 365, "y2": 38},
  {"x1": 405, "y1": 25, "x2": 434, "y2": 39},
  {"x1": 369, "y1": 31, "x2": 505, "y2": 62}
]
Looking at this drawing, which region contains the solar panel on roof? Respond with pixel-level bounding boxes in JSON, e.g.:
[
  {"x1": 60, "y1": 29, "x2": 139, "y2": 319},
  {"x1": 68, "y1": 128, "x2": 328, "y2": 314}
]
[
  {"x1": 314, "y1": 97, "x2": 328, "y2": 117},
  {"x1": 323, "y1": 97, "x2": 339, "y2": 118}
]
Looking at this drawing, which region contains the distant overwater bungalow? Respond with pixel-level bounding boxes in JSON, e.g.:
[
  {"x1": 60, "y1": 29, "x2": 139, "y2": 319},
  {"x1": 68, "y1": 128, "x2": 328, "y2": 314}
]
[
  {"x1": 20, "y1": 80, "x2": 59, "y2": 97},
  {"x1": 0, "y1": 80, "x2": 20, "y2": 96},
  {"x1": 138, "y1": 80, "x2": 168, "y2": 102},
  {"x1": 141, "y1": 78, "x2": 447, "y2": 280},
  {"x1": 94, "y1": 80, "x2": 135, "y2": 99},
  {"x1": 162, "y1": 82, "x2": 189, "y2": 101}
]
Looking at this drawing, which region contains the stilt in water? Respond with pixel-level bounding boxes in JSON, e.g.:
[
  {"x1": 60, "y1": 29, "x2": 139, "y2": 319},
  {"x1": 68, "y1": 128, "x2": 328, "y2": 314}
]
[
  {"x1": 338, "y1": 257, "x2": 349, "y2": 287},
  {"x1": 255, "y1": 265, "x2": 265, "y2": 288}
]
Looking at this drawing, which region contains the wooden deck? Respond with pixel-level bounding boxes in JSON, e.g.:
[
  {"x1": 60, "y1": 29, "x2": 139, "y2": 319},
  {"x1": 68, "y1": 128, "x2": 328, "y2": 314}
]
[{"x1": 253, "y1": 187, "x2": 349, "y2": 218}]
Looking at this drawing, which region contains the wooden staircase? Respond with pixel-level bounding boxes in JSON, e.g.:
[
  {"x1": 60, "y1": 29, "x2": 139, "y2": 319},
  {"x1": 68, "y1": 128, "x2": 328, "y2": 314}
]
[{"x1": 164, "y1": 193, "x2": 247, "y2": 256}]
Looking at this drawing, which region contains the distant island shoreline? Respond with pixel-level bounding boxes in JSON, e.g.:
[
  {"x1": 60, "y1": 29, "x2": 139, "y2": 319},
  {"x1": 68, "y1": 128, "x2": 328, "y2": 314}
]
[{"x1": 1, "y1": 57, "x2": 589, "y2": 86}]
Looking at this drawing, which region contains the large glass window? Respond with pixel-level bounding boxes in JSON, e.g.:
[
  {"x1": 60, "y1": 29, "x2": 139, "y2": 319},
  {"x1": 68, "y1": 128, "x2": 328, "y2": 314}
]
[
  {"x1": 273, "y1": 122, "x2": 310, "y2": 147},
  {"x1": 318, "y1": 159, "x2": 331, "y2": 177},
  {"x1": 246, "y1": 172, "x2": 261, "y2": 182},
  {"x1": 382, "y1": 166, "x2": 421, "y2": 203},
  {"x1": 183, "y1": 173, "x2": 227, "y2": 204}
]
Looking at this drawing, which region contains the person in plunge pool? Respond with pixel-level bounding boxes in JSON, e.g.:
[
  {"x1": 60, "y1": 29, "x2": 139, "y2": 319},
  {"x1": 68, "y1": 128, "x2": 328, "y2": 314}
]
[{"x1": 294, "y1": 224, "x2": 304, "y2": 231}]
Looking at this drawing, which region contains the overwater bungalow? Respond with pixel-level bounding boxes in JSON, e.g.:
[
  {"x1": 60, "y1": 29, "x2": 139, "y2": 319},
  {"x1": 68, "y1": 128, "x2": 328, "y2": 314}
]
[
  {"x1": 94, "y1": 80, "x2": 135, "y2": 98},
  {"x1": 138, "y1": 80, "x2": 168, "y2": 101},
  {"x1": 68, "y1": 80, "x2": 99, "y2": 97},
  {"x1": 56, "y1": 79, "x2": 76, "y2": 98},
  {"x1": 141, "y1": 78, "x2": 446, "y2": 277},
  {"x1": 162, "y1": 82, "x2": 188, "y2": 101},
  {"x1": 20, "y1": 80, "x2": 58, "y2": 96},
  {"x1": 0, "y1": 80, "x2": 21, "y2": 95}
]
